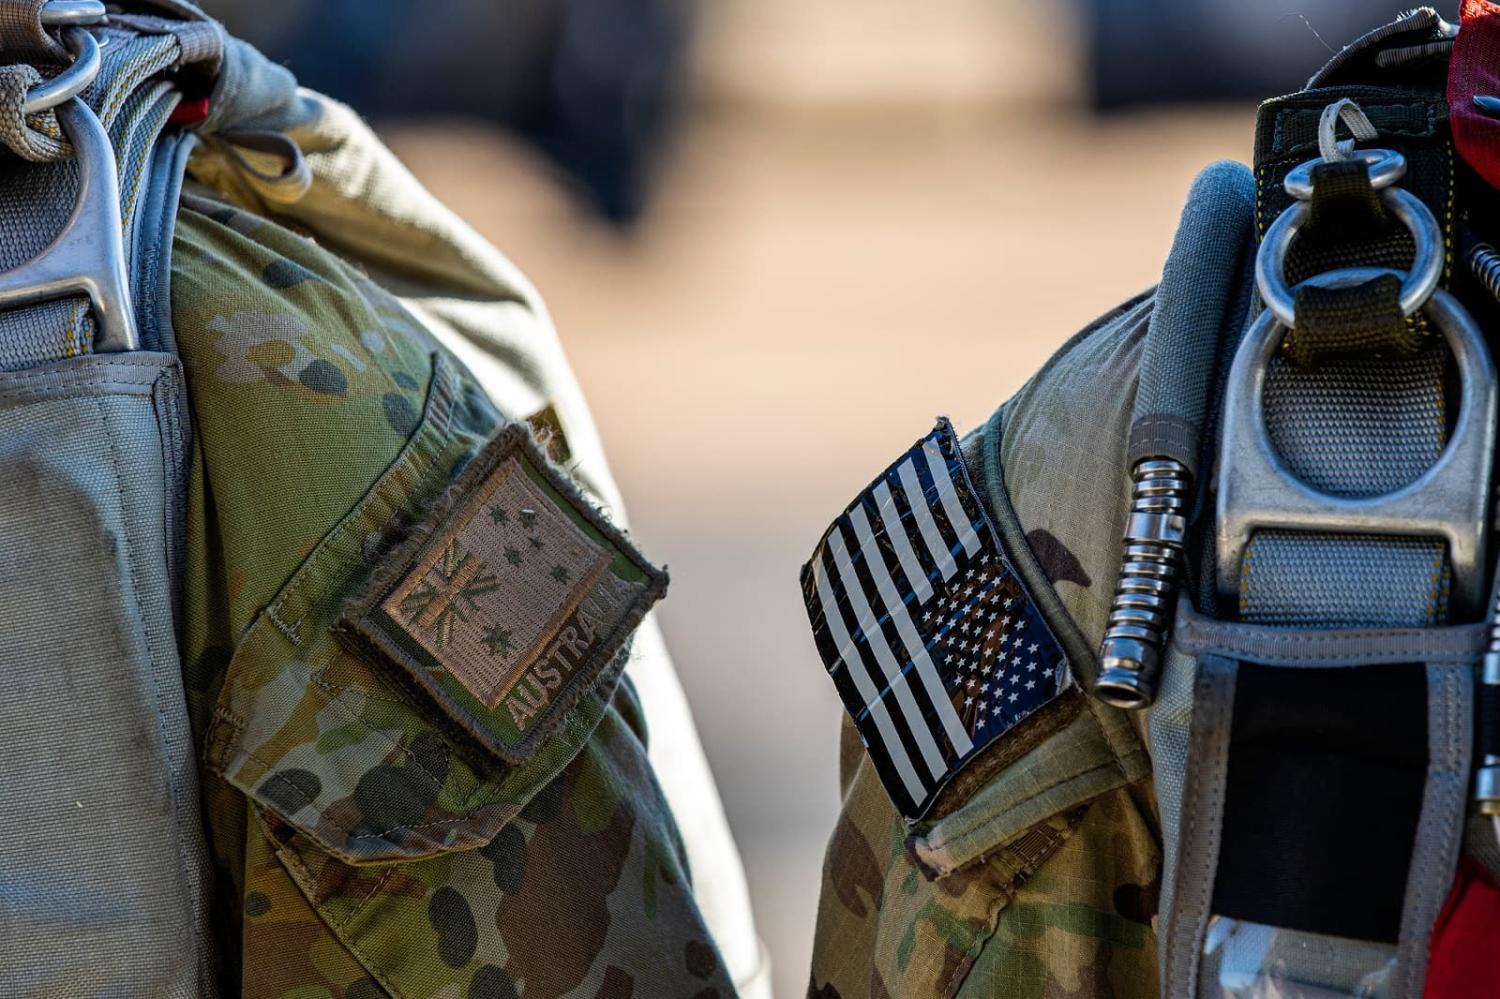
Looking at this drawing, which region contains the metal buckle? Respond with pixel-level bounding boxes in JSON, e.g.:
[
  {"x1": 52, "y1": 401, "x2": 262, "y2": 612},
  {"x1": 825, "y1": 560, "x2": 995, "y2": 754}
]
[
  {"x1": 26, "y1": 0, "x2": 109, "y2": 117},
  {"x1": 1216, "y1": 268, "x2": 1497, "y2": 616},
  {"x1": 0, "y1": 1, "x2": 134, "y2": 352},
  {"x1": 0, "y1": 98, "x2": 137, "y2": 351}
]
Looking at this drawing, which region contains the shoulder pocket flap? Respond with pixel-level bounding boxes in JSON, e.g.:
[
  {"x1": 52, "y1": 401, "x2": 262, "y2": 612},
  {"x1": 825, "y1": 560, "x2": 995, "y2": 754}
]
[
  {"x1": 910, "y1": 695, "x2": 1151, "y2": 879},
  {"x1": 205, "y1": 354, "x2": 661, "y2": 864}
]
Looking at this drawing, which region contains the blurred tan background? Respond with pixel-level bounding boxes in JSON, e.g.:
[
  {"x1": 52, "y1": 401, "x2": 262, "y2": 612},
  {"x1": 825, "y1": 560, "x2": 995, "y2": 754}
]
[{"x1": 375, "y1": 5, "x2": 1249, "y2": 995}]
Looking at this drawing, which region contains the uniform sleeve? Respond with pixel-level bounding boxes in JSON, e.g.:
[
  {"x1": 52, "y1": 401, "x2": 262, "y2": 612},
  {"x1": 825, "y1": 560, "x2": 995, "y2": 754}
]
[
  {"x1": 196, "y1": 89, "x2": 771, "y2": 995},
  {"x1": 806, "y1": 296, "x2": 1162, "y2": 998}
]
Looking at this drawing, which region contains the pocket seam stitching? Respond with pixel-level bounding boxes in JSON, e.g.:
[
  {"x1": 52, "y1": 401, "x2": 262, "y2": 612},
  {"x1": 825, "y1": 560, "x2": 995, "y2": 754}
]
[
  {"x1": 916, "y1": 757, "x2": 1128, "y2": 877},
  {"x1": 273, "y1": 838, "x2": 411, "y2": 999},
  {"x1": 221, "y1": 730, "x2": 506, "y2": 862}
]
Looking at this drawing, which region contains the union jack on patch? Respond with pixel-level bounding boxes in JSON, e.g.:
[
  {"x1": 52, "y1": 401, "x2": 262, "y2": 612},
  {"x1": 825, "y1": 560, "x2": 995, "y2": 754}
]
[{"x1": 800, "y1": 419, "x2": 1071, "y2": 819}]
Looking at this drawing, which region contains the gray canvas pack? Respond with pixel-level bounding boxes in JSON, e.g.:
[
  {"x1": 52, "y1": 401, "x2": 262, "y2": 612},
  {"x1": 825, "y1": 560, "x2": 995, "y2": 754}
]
[{"x1": 0, "y1": 2, "x2": 264, "y2": 993}]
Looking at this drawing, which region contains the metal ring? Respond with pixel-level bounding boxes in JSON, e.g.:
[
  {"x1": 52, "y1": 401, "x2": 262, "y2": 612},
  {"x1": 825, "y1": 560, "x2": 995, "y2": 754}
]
[
  {"x1": 39, "y1": 0, "x2": 105, "y2": 27},
  {"x1": 1283, "y1": 147, "x2": 1407, "y2": 200},
  {"x1": 1255, "y1": 185, "x2": 1443, "y2": 329},
  {"x1": 22, "y1": 26, "x2": 100, "y2": 115}
]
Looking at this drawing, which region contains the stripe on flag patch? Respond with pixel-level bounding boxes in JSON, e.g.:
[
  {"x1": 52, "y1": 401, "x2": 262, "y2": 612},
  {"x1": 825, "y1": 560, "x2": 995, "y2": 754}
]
[{"x1": 800, "y1": 418, "x2": 1071, "y2": 819}]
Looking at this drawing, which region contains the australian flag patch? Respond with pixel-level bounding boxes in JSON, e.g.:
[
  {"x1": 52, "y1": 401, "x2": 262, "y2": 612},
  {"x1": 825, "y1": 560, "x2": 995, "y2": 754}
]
[{"x1": 800, "y1": 419, "x2": 1071, "y2": 819}]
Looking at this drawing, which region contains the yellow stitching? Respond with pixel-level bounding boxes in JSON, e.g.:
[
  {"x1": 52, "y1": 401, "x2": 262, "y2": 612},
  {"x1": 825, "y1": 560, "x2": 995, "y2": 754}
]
[{"x1": 1444, "y1": 140, "x2": 1455, "y2": 285}]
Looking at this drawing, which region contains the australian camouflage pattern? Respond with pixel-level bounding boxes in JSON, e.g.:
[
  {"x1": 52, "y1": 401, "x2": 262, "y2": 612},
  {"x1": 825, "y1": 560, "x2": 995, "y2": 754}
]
[
  {"x1": 808, "y1": 297, "x2": 1164, "y2": 998},
  {"x1": 175, "y1": 148, "x2": 736, "y2": 997}
]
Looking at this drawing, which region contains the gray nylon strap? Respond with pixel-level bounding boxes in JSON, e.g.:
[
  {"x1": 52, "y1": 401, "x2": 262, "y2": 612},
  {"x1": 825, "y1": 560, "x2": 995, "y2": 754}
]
[
  {"x1": 1174, "y1": 603, "x2": 1488, "y2": 665},
  {"x1": 0, "y1": 354, "x2": 213, "y2": 995},
  {"x1": 109, "y1": 12, "x2": 222, "y2": 70},
  {"x1": 1231, "y1": 348, "x2": 1455, "y2": 997},
  {"x1": 1163, "y1": 653, "x2": 1236, "y2": 998},
  {"x1": 0, "y1": 0, "x2": 65, "y2": 63},
  {"x1": 1395, "y1": 663, "x2": 1470, "y2": 997},
  {"x1": 0, "y1": 13, "x2": 215, "y2": 994},
  {"x1": 1240, "y1": 531, "x2": 1449, "y2": 628},
  {"x1": 1229, "y1": 320, "x2": 1458, "y2": 996},
  {"x1": 0, "y1": 25, "x2": 180, "y2": 367},
  {"x1": 1154, "y1": 613, "x2": 1483, "y2": 997},
  {"x1": 1242, "y1": 342, "x2": 1449, "y2": 627},
  {"x1": 1225, "y1": 170, "x2": 1457, "y2": 993}
]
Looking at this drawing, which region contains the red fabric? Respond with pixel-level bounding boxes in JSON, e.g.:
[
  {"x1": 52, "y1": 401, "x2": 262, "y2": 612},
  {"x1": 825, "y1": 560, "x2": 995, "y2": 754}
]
[
  {"x1": 1423, "y1": 856, "x2": 1500, "y2": 997},
  {"x1": 1450, "y1": 1, "x2": 1500, "y2": 190},
  {"x1": 168, "y1": 97, "x2": 211, "y2": 128}
]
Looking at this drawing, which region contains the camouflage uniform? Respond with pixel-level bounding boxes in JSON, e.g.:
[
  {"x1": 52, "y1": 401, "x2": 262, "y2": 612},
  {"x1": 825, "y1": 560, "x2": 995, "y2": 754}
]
[
  {"x1": 806, "y1": 297, "x2": 1163, "y2": 998},
  {"x1": 174, "y1": 75, "x2": 764, "y2": 997}
]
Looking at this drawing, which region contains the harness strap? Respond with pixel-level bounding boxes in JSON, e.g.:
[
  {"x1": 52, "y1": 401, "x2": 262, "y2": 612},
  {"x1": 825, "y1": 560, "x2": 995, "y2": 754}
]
[
  {"x1": 1243, "y1": 92, "x2": 1454, "y2": 630},
  {"x1": 1206, "y1": 93, "x2": 1468, "y2": 999},
  {"x1": 0, "y1": 21, "x2": 183, "y2": 364},
  {"x1": 0, "y1": 0, "x2": 66, "y2": 63}
]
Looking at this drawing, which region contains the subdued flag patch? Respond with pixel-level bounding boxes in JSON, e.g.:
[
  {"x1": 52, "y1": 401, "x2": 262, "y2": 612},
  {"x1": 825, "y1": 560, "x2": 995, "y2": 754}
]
[
  {"x1": 800, "y1": 419, "x2": 1071, "y2": 819},
  {"x1": 341, "y1": 422, "x2": 666, "y2": 763}
]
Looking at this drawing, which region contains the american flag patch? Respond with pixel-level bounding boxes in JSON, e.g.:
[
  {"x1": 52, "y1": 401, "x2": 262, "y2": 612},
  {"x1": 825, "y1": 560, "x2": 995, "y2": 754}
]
[{"x1": 800, "y1": 419, "x2": 1071, "y2": 819}]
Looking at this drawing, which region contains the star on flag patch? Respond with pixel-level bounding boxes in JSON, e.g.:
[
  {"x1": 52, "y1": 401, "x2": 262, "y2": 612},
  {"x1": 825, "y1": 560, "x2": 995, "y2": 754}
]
[
  {"x1": 800, "y1": 419, "x2": 1070, "y2": 819},
  {"x1": 342, "y1": 422, "x2": 667, "y2": 763}
]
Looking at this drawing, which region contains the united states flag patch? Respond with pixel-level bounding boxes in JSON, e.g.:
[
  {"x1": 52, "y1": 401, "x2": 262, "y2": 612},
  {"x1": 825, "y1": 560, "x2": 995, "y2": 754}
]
[{"x1": 800, "y1": 419, "x2": 1071, "y2": 819}]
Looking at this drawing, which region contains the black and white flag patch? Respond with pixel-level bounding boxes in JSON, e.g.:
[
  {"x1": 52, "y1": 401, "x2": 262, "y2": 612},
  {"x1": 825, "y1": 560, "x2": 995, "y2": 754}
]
[{"x1": 800, "y1": 419, "x2": 1071, "y2": 819}]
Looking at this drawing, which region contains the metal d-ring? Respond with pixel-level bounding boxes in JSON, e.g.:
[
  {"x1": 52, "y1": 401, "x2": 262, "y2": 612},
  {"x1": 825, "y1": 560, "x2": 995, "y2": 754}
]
[
  {"x1": 0, "y1": 98, "x2": 137, "y2": 351},
  {"x1": 1283, "y1": 147, "x2": 1406, "y2": 201},
  {"x1": 23, "y1": 25, "x2": 101, "y2": 115},
  {"x1": 1255, "y1": 185, "x2": 1443, "y2": 330},
  {"x1": 1216, "y1": 268, "x2": 1496, "y2": 616},
  {"x1": 39, "y1": 1, "x2": 105, "y2": 27}
]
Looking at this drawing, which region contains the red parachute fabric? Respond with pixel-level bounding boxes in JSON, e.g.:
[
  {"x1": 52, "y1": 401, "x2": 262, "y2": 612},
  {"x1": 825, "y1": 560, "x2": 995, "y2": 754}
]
[
  {"x1": 1450, "y1": 0, "x2": 1500, "y2": 192},
  {"x1": 1423, "y1": 856, "x2": 1500, "y2": 997}
]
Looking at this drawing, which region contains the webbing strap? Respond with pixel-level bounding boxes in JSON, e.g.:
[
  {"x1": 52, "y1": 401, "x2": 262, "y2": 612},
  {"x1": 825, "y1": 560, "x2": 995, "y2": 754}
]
[
  {"x1": 1243, "y1": 110, "x2": 1453, "y2": 629},
  {"x1": 1287, "y1": 274, "x2": 1414, "y2": 364},
  {"x1": 1241, "y1": 532, "x2": 1450, "y2": 627},
  {"x1": 0, "y1": 0, "x2": 63, "y2": 63},
  {"x1": 1241, "y1": 319, "x2": 1450, "y2": 627},
  {"x1": 0, "y1": 23, "x2": 180, "y2": 368},
  {"x1": 1209, "y1": 93, "x2": 1460, "y2": 999},
  {"x1": 1262, "y1": 340, "x2": 1447, "y2": 498}
]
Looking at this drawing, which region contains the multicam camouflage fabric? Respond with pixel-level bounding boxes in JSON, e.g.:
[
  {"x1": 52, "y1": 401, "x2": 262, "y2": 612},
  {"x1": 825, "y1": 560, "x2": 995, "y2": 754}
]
[
  {"x1": 808, "y1": 300, "x2": 1163, "y2": 998},
  {"x1": 174, "y1": 193, "x2": 737, "y2": 997}
]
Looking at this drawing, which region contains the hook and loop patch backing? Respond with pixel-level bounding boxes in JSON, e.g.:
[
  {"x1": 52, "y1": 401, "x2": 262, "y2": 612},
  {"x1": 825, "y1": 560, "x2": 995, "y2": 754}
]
[
  {"x1": 341, "y1": 422, "x2": 666, "y2": 764},
  {"x1": 800, "y1": 419, "x2": 1071, "y2": 819}
]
